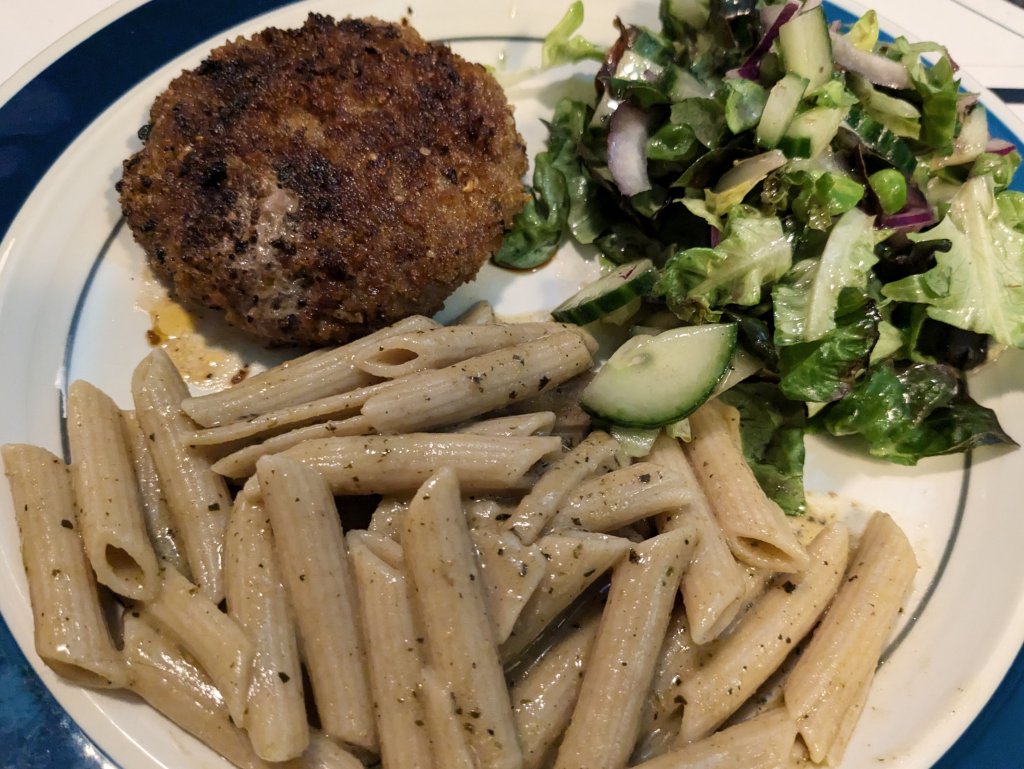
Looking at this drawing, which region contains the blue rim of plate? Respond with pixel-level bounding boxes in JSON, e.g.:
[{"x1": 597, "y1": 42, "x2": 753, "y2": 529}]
[{"x1": 1, "y1": 0, "x2": 1023, "y2": 767}]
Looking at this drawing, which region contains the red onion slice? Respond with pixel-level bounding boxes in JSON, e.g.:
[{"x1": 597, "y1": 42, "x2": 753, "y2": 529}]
[
  {"x1": 737, "y1": 1, "x2": 800, "y2": 80},
  {"x1": 879, "y1": 184, "x2": 935, "y2": 232},
  {"x1": 878, "y1": 209, "x2": 935, "y2": 231},
  {"x1": 608, "y1": 103, "x2": 652, "y2": 197},
  {"x1": 829, "y1": 31, "x2": 912, "y2": 89},
  {"x1": 986, "y1": 138, "x2": 1018, "y2": 156}
]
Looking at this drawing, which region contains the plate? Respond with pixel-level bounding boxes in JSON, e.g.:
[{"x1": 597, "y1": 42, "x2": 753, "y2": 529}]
[{"x1": 1, "y1": 0, "x2": 1023, "y2": 767}]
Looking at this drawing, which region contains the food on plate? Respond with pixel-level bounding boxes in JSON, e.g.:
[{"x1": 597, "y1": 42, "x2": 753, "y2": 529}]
[
  {"x1": 500, "y1": 0, "x2": 1024, "y2": 515},
  {"x1": 119, "y1": 14, "x2": 527, "y2": 346},
  {"x1": 3, "y1": 311, "x2": 918, "y2": 768}
]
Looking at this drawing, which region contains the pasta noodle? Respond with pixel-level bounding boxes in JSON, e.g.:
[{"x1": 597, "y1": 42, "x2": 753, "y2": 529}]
[
  {"x1": 644, "y1": 432, "x2": 747, "y2": 645},
  {"x1": 470, "y1": 526, "x2": 548, "y2": 644},
  {"x1": 684, "y1": 401, "x2": 809, "y2": 574},
  {"x1": 224, "y1": 492, "x2": 308, "y2": 761},
  {"x1": 504, "y1": 430, "x2": 621, "y2": 545},
  {"x1": 252, "y1": 433, "x2": 563, "y2": 495},
  {"x1": 402, "y1": 468, "x2": 523, "y2": 769},
  {"x1": 354, "y1": 321, "x2": 585, "y2": 379},
  {"x1": 181, "y1": 314, "x2": 438, "y2": 427},
  {"x1": 553, "y1": 526, "x2": 697, "y2": 769},
  {"x1": 360, "y1": 330, "x2": 594, "y2": 434},
  {"x1": 121, "y1": 409, "x2": 189, "y2": 575},
  {"x1": 549, "y1": 462, "x2": 692, "y2": 533},
  {"x1": 137, "y1": 567, "x2": 254, "y2": 727},
  {"x1": 2, "y1": 444, "x2": 126, "y2": 688},
  {"x1": 67, "y1": 380, "x2": 161, "y2": 600},
  {"x1": 679, "y1": 522, "x2": 850, "y2": 742},
  {"x1": 501, "y1": 530, "x2": 631, "y2": 663},
  {"x1": 132, "y1": 348, "x2": 232, "y2": 602},
  {"x1": 257, "y1": 455, "x2": 377, "y2": 752},
  {"x1": 783, "y1": 512, "x2": 917, "y2": 763},
  {"x1": 348, "y1": 531, "x2": 434, "y2": 769},
  {"x1": 509, "y1": 603, "x2": 602, "y2": 769}
]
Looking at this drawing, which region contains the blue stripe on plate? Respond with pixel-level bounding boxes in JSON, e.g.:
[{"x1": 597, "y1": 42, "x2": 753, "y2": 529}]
[
  {"x1": 0, "y1": 0, "x2": 301, "y2": 242},
  {"x1": 0, "y1": 1, "x2": 1022, "y2": 767}
]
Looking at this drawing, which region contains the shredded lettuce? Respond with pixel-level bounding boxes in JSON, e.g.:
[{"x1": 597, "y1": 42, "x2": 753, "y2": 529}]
[
  {"x1": 882, "y1": 176, "x2": 1024, "y2": 347},
  {"x1": 773, "y1": 208, "x2": 878, "y2": 344},
  {"x1": 891, "y1": 37, "x2": 960, "y2": 153},
  {"x1": 655, "y1": 207, "x2": 792, "y2": 323},
  {"x1": 541, "y1": 1, "x2": 606, "y2": 68},
  {"x1": 778, "y1": 288, "x2": 880, "y2": 403},
  {"x1": 816, "y1": 361, "x2": 1016, "y2": 463}
]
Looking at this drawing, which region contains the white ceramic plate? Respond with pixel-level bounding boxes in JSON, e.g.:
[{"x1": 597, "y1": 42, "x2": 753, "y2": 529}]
[{"x1": 1, "y1": 1, "x2": 1023, "y2": 767}]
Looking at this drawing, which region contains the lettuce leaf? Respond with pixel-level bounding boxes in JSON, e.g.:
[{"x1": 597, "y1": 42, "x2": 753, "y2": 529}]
[
  {"x1": 881, "y1": 175, "x2": 1024, "y2": 348},
  {"x1": 773, "y1": 207, "x2": 878, "y2": 344},
  {"x1": 719, "y1": 382, "x2": 807, "y2": 515},
  {"x1": 778, "y1": 288, "x2": 880, "y2": 403},
  {"x1": 541, "y1": 1, "x2": 606, "y2": 68},
  {"x1": 816, "y1": 361, "x2": 1016, "y2": 464},
  {"x1": 655, "y1": 206, "x2": 791, "y2": 323}
]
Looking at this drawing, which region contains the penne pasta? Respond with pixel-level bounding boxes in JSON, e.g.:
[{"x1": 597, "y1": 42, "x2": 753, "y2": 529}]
[
  {"x1": 367, "y1": 496, "x2": 410, "y2": 541},
  {"x1": 553, "y1": 526, "x2": 697, "y2": 769},
  {"x1": 550, "y1": 462, "x2": 692, "y2": 534},
  {"x1": 67, "y1": 380, "x2": 161, "y2": 600},
  {"x1": 510, "y1": 603, "x2": 602, "y2": 769},
  {"x1": 679, "y1": 522, "x2": 850, "y2": 742},
  {"x1": 452, "y1": 300, "x2": 496, "y2": 326},
  {"x1": 132, "y1": 349, "x2": 232, "y2": 602},
  {"x1": 501, "y1": 530, "x2": 631, "y2": 663},
  {"x1": 188, "y1": 380, "x2": 395, "y2": 451},
  {"x1": 245, "y1": 433, "x2": 562, "y2": 495},
  {"x1": 470, "y1": 526, "x2": 547, "y2": 644},
  {"x1": 224, "y1": 492, "x2": 308, "y2": 762},
  {"x1": 348, "y1": 531, "x2": 434, "y2": 769},
  {"x1": 420, "y1": 666, "x2": 477, "y2": 769},
  {"x1": 355, "y1": 322, "x2": 586, "y2": 379},
  {"x1": 2, "y1": 444, "x2": 126, "y2": 688},
  {"x1": 122, "y1": 612, "x2": 269, "y2": 769},
  {"x1": 124, "y1": 613, "x2": 360, "y2": 769},
  {"x1": 637, "y1": 607, "x2": 715, "y2": 757},
  {"x1": 181, "y1": 314, "x2": 439, "y2": 427},
  {"x1": 402, "y1": 468, "x2": 523, "y2": 769},
  {"x1": 212, "y1": 415, "x2": 372, "y2": 479},
  {"x1": 121, "y1": 409, "x2": 190, "y2": 576},
  {"x1": 360, "y1": 330, "x2": 594, "y2": 434},
  {"x1": 452, "y1": 411, "x2": 557, "y2": 437},
  {"x1": 256, "y1": 455, "x2": 377, "y2": 752},
  {"x1": 137, "y1": 567, "x2": 254, "y2": 727},
  {"x1": 645, "y1": 432, "x2": 747, "y2": 645},
  {"x1": 631, "y1": 707, "x2": 798, "y2": 769},
  {"x1": 684, "y1": 402, "x2": 809, "y2": 574},
  {"x1": 783, "y1": 512, "x2": 917, "y2": 763},
  {"x1": 504, "y1": 431, "x2": 621, "y2": 545}
]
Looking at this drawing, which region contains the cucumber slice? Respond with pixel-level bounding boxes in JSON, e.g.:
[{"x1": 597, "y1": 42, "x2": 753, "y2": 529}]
[
  {"x1": 844, "y1": 106, "x2": 919, "y2": 176},
  {"x1": 779, "y1": 106, "x2": 844, "y2": 159},
  {"x1": 580, "y1": 323, "x2": 738, "y2": 427},
  {"x1": 757, "y1": 73, "x2": 809, "y2": 149},
  {"x1": 778, "y1": 5, "x2": 833, "y2": 94},
  {"x1": 551, "y1": 259, "x2": 657, "y2": 325}
]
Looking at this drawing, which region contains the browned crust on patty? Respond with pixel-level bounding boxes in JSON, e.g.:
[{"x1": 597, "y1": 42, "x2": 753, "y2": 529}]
[{"x1": 119, "y1": 14, "x2": 527, "y2": 346}]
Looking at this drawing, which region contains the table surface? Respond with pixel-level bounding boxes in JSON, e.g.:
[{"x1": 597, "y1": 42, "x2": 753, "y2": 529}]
[{"x1": 1, "y1": 2, "x2": 1024, "y2": 769}]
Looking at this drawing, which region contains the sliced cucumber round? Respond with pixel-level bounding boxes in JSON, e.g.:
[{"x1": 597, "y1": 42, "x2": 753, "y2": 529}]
[
  {"x1": 580, "y1": 323, "x2": 738, "y2": 428},
  {"x1": 551, "y1": 259, "x2": 657, "y2": 325}
]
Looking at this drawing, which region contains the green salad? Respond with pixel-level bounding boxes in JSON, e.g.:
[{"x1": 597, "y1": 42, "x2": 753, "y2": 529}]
[{"x1": 496, "y1": 0, "x2": 1024, "y2": 514}]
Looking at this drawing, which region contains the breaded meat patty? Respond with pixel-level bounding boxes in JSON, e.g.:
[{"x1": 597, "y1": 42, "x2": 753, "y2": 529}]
[{"x1": 119, "y1": 14, "x2": 527, "y2": 346}]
